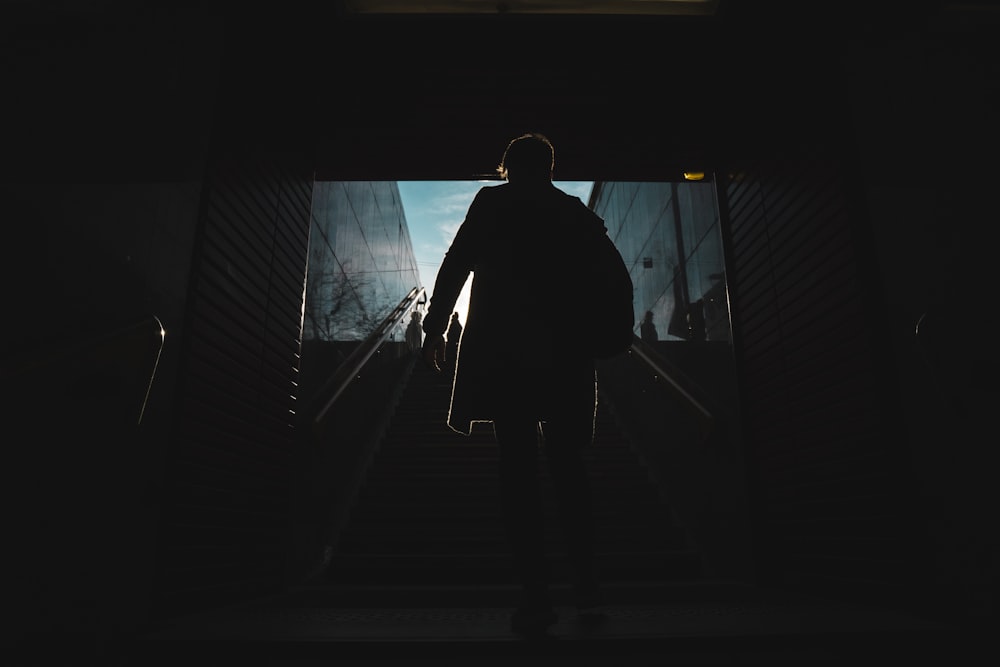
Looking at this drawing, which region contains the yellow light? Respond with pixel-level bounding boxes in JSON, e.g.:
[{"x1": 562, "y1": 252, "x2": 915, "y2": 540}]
[{"x1": 683, "y1": 172, "x2": 705, "y2": 181}]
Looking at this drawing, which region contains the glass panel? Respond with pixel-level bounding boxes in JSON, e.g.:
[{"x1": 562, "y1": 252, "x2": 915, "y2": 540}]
[
  {"x1": 590, "y1": 180, "x2": 731, "y2": 344},
  {"x1": 300, "y1": 178, "x2": 734, "y2": 407},
  {"x1": 304, "y1": 181, "x2": 422, "y2": 344}
]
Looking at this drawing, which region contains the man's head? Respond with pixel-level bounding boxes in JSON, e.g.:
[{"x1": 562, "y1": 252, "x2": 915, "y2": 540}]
[{"x1": 497, "y1": 133, "x2": 554, "y2": 183}]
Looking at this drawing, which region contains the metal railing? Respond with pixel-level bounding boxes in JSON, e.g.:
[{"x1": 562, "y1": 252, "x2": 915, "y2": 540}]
[
  {"x1": 311, "y1": 286, "x2": 425, "y2": 429},
  {"x1": 1, "y1": 315, "x2": 165, "y2": 425},
  {"x1": 627, "y1": 336, "x2": 716, "y2": 435}
]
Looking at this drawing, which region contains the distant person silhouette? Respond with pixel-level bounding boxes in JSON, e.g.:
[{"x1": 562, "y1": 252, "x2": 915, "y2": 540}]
[
  {"x1": 444, "y1": 311, "x2": 463, "y2": 368},
  {"x1": 405, "y1": 310, "x2": 423, "y2": 355},
  {"x1": 640, "y1": 310, "x2": 658, "y2": 343},
  {"x1": 687, "y1": 298, "x2": 706, "y2": 342},
  {"x1": 422, "y1": 132, "x2": 631, "y2": 637}
]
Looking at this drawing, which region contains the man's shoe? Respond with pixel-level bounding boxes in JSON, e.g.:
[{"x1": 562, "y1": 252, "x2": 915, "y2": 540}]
[
  {"x1": 574, "y1": 580, "x2": 605, "y2": 611},
  {"x1": 510, "y1": 606, "x2": 558, "y2": 636}
]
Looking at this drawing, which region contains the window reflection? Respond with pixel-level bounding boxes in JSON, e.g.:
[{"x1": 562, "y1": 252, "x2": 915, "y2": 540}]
[
  {"x1": 304, "y1": 181, "x2": 421, "y2": 343},
  {"x1": 591, "y1": 180, "x2": 731, "y2": 343}
]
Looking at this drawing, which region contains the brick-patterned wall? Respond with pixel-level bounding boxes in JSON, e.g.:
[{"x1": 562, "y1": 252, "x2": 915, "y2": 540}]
[
  {"x1": 721, "y1": 154, "x2": 918, "y2": 607},
  {"x1": 154, "y1": 155, "x2": 312, "y2": 617}
]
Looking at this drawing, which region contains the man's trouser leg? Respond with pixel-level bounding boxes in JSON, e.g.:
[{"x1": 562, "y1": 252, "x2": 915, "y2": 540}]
[
  {"x1": 493, "y1": 414, "x2": 549, "y2": 607},
  {"x1": 541, "y1": 411, "x2": 599, "y2": 606}
]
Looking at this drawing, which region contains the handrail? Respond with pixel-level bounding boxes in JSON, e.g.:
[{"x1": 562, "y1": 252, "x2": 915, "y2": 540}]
[
  {"x1": 311, "y1": 286, "x2": 425, "y2": 428},
  {"x1": 628, "y1": 336, "x2": 715, "y2": 427},
  {"x1": 0, "y1": 315, "x2": 166, "y2": 425},
  {"x1": 139, "y1": 315, "x2": 166, "y2": 425}
]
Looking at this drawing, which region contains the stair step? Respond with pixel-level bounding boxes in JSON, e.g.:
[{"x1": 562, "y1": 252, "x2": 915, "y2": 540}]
[
  {"x1": 369, "y1": 461, "x2": 647, "y2": 473},
  {"x1": 366, "y1": 469, "x2": 645, "y2": 479},
  {"x1": 337, "y1": 519, "x2": 682, "y2": 539},
  {"x1": 325, "y1": 550, "x2": 704, "y2": 585},
  {"x1": 362, "y1": 466, "x2": 653, "y2": 479},
  {"x1": 347, "y1": 506, "x2": 671, "y2": 525},
  {"x1": 354, "y1": 480, "x2": 663, "y2": 498},
  {"x1": 320, "y1": 361, "x2": 708, "y2": 592},
  {"x1": 336, "y1": 534, "x2": 688, "y2": 554},
  {"x1": 376, "y1": 440, "x2": 640, "y2": 452},
  {"x1": 287, "y1": 579, "x2": 758, "y2": 608},
  {"x1": 345, "y1": 505, "x2": 675, "y2": 525},
  {"x1": 336, "y1": 519, "x2": 685, "y2": 539}
]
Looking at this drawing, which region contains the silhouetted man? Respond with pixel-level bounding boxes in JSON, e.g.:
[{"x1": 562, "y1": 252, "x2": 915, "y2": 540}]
[{"x1": 421, "y1": 133, "x2": 632, "y2": 636}]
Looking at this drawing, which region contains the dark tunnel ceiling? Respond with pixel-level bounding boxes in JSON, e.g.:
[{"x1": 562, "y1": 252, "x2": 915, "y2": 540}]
[
  {"x1": 269, "y1": 2, "x2": 997, "y2": 180},
  {"x1": 5, "y1": 1, "x2": 997, "y2": 182}
]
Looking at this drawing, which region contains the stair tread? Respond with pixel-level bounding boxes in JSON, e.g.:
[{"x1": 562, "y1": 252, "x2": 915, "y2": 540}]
[{"x1": 323, "y1": 362, "x2": 706, "y2": 587}]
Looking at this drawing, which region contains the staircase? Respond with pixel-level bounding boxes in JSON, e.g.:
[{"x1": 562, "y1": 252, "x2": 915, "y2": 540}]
[
  {"x1": 124, "y1": 357, "x2": 971, "y2": 666},
  {"x1": 320, "y1": 356, "x2": 706, "y2": 607}
]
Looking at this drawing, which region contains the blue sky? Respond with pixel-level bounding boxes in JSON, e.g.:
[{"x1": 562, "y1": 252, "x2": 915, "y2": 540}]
[{"x1": 398, "y1": 180, "x2": 594, "y2": 323}]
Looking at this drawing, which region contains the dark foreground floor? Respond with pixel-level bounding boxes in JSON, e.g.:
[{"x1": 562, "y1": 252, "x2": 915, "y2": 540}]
[{"x1": 78, "y1": 582, "x2": 989, "y2": 667}]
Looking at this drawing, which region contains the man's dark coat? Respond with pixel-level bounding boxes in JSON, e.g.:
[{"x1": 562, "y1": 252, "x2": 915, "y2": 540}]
[{"x1": 423, "y1": 181, "x2": 631, "y2": 435}]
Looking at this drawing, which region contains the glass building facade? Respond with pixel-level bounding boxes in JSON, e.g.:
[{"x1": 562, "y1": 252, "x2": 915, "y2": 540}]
[
  {"x1": 304, "y1": 181, "x2": 422, "y2": 343},
  {"x1": 591, "y1": 181, "x2": 731, "y2": 342},
  {"x1": 303, "y1": 179, "x2": 729, "y2": 347}
]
